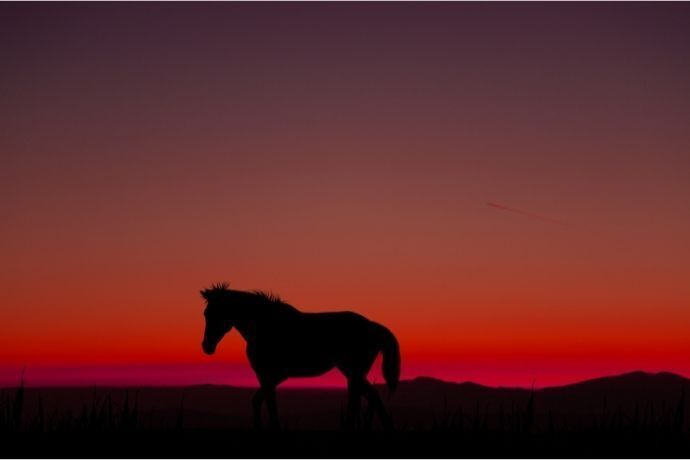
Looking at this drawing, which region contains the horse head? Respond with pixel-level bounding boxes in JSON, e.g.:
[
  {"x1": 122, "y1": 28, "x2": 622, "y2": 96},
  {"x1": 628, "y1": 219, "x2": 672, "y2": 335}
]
[{"x1": 200, "y1": 282, "x2": 234, "y2": 355}]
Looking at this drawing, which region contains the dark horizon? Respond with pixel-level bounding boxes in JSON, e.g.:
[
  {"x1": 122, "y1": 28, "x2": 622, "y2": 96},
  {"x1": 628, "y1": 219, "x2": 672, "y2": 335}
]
[{"x1": 2, "y1": 367, "x2": 688, "y2": 391}]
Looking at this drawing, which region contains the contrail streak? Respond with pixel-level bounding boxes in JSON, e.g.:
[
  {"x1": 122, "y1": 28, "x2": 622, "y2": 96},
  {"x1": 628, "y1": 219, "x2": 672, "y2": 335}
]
[{"x1": 487, "y1": 202, "x2": 566, "y2": 225}]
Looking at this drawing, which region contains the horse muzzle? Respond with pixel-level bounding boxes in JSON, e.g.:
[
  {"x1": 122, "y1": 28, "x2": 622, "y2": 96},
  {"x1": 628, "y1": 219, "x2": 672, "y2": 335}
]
[{"x1": 202, "y1": 340, "x2": 216, "y2": 355}]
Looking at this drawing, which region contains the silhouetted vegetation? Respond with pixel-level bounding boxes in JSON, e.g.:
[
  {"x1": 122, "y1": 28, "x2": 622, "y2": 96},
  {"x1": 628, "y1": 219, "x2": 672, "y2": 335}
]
[
  {"x1": 1, "y1": 382, "x2": 141, "y2": 434},
  {"x1": 2, "y1": 377, "x2": 689, "y2": 457}
]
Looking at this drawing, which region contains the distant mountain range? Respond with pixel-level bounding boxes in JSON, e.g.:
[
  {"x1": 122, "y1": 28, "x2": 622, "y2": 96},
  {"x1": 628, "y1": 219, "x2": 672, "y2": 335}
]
[{"x1": 395, "y1": 370, "x2": 689, "y2": 408}]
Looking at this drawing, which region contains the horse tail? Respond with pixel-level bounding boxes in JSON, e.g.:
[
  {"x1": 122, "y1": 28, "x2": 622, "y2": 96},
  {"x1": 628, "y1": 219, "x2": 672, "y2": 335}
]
[{"x1": 376, "y1": 323, "x2": 400, "y2": 392}]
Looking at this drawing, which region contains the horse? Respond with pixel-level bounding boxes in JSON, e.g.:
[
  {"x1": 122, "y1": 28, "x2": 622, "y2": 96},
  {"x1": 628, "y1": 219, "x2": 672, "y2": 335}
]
[{"x1": 200, "y1": 282, "x2": 400, "y2": 430}]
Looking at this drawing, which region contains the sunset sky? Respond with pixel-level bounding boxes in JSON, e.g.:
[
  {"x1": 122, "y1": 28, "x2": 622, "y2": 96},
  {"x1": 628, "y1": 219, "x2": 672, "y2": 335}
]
[{"x1": 1, "y1": 3, "x2": 689, "y2": 388}]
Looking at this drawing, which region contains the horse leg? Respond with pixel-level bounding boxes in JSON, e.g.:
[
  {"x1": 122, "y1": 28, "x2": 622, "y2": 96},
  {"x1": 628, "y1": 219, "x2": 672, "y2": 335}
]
[
  {"x1": 360, "y1": 380, "x2": 394, "y2": 431},
  {"x1": 252, "y1": 388, "x2": 265, "y2": 430},
  {"x1": 264, "y1": 386, "x2": 280, "y2": 430},
  {"x1": 362, "y1": 400, "x2": 374, "y2": 431},
  {"x1": 345, "y1": 378, "x2": 363, "y2": 431}
]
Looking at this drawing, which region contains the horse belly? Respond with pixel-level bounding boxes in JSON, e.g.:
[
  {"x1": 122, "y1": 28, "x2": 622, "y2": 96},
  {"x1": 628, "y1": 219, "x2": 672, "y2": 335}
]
[
  {"x1": 278, "y1": 338, "x2": 338, "y2": 377},
  {"x1": 248, "y1": 334, "x2": 337, "y2": 379}
]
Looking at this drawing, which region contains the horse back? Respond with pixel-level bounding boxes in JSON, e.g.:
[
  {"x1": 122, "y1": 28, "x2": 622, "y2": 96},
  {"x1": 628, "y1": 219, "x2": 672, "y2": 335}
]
[{"x1": 282, "y1": 310, "x2": 370, "y2": 338}]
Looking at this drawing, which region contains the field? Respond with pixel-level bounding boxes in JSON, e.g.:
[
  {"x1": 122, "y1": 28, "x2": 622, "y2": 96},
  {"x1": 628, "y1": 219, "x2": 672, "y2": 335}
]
[{"x1": 2, "y1": 371, "x2": 689, "y2": 458}]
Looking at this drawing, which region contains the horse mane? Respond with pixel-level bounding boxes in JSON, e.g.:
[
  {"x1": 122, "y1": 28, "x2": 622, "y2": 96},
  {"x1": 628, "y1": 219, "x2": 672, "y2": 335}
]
[
  {"x1": 252, "y1": 290, "x2": 285, "y2": 305},
  {"x1": 249, "y1": 290, "x2": 299, "y2": 315},
  {"x1": 201, "y1": 282, "x2": 298, "y2": 316}
]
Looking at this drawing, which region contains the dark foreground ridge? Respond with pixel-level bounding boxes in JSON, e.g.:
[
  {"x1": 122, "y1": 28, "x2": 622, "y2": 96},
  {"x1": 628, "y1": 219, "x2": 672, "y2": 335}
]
[
  {"x1": 7, "y1": 429, "x2": 690, "y2": 458},
  {"x1": 1, "y1": 371, "x2": 689, "y2": 457}
]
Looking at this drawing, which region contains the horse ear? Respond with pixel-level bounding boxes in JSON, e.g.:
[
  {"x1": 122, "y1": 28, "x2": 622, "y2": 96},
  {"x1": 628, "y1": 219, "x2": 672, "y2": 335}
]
[{"x1": 200, "y1": 289, "x2": 209, "y2": 300}]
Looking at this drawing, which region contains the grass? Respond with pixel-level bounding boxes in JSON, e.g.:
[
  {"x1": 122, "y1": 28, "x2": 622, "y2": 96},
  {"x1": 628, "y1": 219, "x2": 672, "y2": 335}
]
[
  {"x1": 0, "y1": 382, "x2": 157, "y2": 434},
  {"x1": 1, "y1": 383, "x2": 688, "y2": 458}
]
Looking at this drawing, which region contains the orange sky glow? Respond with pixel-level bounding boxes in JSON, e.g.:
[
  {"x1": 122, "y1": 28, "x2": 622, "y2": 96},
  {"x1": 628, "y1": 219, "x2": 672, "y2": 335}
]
[{"x1": 1, "y1": 3, "x2": 689, "y2": 387}]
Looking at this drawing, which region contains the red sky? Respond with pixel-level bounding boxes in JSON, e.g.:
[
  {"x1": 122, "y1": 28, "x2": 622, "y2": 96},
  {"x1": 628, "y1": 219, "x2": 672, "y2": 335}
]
[{"x1": 1, "y1": 3, "x2": 689, "y2": 388}]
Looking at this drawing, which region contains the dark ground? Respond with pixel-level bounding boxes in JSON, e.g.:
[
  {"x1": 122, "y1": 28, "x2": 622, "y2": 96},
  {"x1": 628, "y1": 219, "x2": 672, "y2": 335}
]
[
  {"x1": 2, "y1": 371, "x2": 690, "y2": 458},
  {"x1": 6, "y1": 430, "x2": 690, "y2": 458}
]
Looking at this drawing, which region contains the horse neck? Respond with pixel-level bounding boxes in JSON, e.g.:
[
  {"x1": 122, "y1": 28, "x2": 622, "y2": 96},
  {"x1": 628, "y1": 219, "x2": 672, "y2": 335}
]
[
  {"x1": 227, "y1": 295, "x2": 296, "y2": 344},
  {"x1": 232, "y1": 318, "x2": 255, "y2": 343},
  {"x1": 226, "y1": 305, "x2": 256, "y2": 343}
]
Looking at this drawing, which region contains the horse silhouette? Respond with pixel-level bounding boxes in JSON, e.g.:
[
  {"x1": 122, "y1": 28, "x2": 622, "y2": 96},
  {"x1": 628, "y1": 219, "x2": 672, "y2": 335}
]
[{"x1": 200, "y1": 282, "x2": 400, "y2": 430}]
